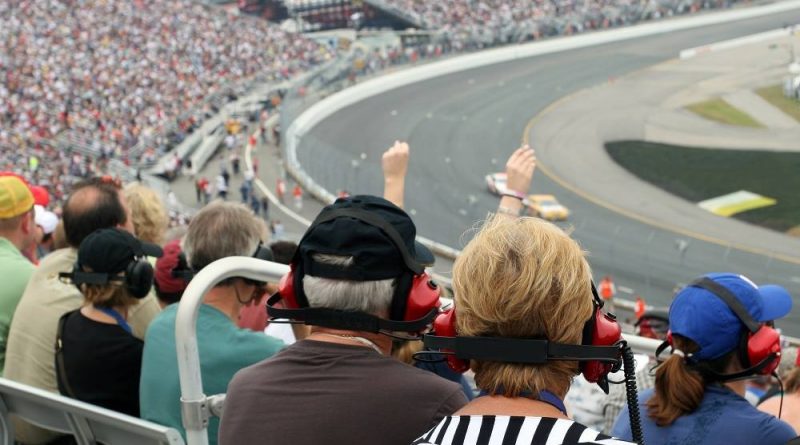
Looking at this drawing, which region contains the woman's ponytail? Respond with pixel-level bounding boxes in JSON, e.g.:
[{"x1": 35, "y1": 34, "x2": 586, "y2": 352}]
[{"x1": 646, "y1": 336, "x2": 705, "y2": 426}]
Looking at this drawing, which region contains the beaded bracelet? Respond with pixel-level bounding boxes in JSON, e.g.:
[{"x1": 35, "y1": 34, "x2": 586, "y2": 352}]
[{"x1": 496, "y1": 206, "x2": 521, "y2": 217}]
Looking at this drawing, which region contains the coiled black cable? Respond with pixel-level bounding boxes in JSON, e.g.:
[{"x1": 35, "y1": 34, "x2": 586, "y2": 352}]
[{"x1": 622, "y1": 342, "x2": 645, "y2": 445}]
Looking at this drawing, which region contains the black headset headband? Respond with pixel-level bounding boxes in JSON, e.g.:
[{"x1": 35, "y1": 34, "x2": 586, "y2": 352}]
[
  {"x1": 266, "y1": 293, "x2": 437, "y2": 333},
  {"x1": 423, "y1": 334, "x2": 622, "y2": 364},
  {"x1": 691, "y1": 277, "x2": 760, "y2": 333},
  {"x1": 60, "y1": 270, "x2": 125, "y2": 286},
  {"x1": 174, "y1": 242, "x2": 273, "y2": 280},
  {"x1": 655, "y1": 337, "x2": 777, "y2": 382}
]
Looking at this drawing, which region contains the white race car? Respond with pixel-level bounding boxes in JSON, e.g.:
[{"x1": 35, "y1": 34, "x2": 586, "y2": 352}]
[{"x1": 485, "y1": 172, "x2": 509, "y2": 195}]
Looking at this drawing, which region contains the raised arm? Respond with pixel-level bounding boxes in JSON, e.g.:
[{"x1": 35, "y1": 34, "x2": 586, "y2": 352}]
[
  {"x1": 382, "y1": 141, "x2": 410, "y2": 209},
  {"x1": 497, "y1": 144, "x2": 536, "y2": 219}
]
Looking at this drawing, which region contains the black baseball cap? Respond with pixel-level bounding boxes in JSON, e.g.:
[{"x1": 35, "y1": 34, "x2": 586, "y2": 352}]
[
  {"x1": 296, "y1": 195, "x2": 434, "y2": 281},
  {"x1": 78, "y1": 228, "x2": 163, "y2": 275}
]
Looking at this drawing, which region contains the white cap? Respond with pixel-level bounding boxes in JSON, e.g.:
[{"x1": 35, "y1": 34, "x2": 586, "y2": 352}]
[{"x1": 34, "y1": 205, "x2": 59, "y2": 235}]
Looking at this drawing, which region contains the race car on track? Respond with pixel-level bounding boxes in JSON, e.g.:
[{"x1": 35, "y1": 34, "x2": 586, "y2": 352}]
[
  {"x1": 526, "y1": 194, "x2": 570, "y2": 221},
  {"x1": 485, "y1": 172, "x2": 508, "y2": 195}
]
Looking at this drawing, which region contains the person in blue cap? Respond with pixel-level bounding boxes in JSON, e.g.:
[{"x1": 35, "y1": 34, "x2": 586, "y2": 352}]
[{"x1": 612, "y1": 273, "x2": 796, "y2": 444}]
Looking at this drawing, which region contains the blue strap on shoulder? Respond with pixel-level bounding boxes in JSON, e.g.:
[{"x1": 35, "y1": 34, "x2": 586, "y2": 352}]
[{"x1": 97, "y1": 307, "x2": 133, "y2": 335}]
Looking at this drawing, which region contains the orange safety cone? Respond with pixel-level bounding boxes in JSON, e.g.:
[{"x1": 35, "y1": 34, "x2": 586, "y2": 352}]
[{"x1": 634, "y1": 296, "x2": 646, "y2": 319}]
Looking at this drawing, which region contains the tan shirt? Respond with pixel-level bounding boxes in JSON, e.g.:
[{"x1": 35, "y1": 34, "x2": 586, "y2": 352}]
[{"x1": 4, "y1": 248, "x2": 161, "y2": 444}]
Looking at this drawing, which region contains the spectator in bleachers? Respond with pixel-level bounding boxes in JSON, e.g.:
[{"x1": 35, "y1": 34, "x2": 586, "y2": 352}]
[
  {"x1": 218, "y1": 195, "x2": 468, "y2": 445},
  {"x1": 0, "y1": 0, "x2": 331, "y2": 174},
  {"x1": 380, "y1": 0, "x2": 729, "y2": 50},
  {"x1": 139, "y1": 201, "x2": 284, "y2": 445},
  {"x1": 55, "y1": 228, "x2": 163, "y2": 417},
  {"x1": 34, "y1": 205, "x2": 59, "y2": 260},
  {"x1": 123, "y1": 184, "x2": 169, "y2": 246},
  {"x1": 612, "y1": 273, "x2": 796, "y2": 444},
  {"x1": 238, "y1": 240, "x2": 298, "y2": 332},
  {"x1": 412, "y1": 215, "x2": 634, "y2": 445},
  {"x1": 759, "y1": 348, "x2": 800, "y2": 433},
  {"x1": 152, "y1": 239, "x2": 190, "y2": 308},
  {"x1": 0, "y1": 176, "x2": 37, "y2": 374},
  {"x1": 5, "y1": 176, "x2": 162, "y2": 444}
]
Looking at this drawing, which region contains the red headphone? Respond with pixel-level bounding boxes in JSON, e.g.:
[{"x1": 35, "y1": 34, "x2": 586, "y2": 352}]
[
  {"x1": 275, "y1": 265, "x2": 441, "y2": 327},
  {"x1": 663, "y1": 277, "x2": 782, "y2": 378},
  {"x1": 423, "y1": 282, "x2": 623, "y2": 393},
  {"x1": 267, "y1": 207, "x2": 441, "y2": 334}
]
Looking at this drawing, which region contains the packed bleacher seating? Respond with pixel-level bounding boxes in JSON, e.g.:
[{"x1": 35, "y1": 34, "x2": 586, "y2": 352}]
[
  {"x1": 374, "y1": 0, "x2": 736, "y2": 49},
  {"x1": 0, "y1": 0, "x2": 332, "y2": 187},
  {"x1": 1, "y1": 1, "x2": 799, "y2": 444}
]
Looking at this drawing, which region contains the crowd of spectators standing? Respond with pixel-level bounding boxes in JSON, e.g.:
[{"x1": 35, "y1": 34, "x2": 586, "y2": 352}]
[
  {"x1": 0, "y1": 0, "x2": 332, "y2": 196},
  {"x1": 377, "y1": 0, "x2": 739, "y2": 49},
  {"x1": 0, "y1": 1, "x2": 799, "y2": 444},
  {"x1": 0, "y1": 0, "x2": 744, "y2": 215}
]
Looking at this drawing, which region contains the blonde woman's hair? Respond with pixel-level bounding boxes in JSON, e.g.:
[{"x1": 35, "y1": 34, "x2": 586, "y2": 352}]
[
  {"x1": 452, "y1": 215, "x2": 593, "y2": 397},
  {"x1": 124, "y1": 183, "x2": 168, "y2": 245}
]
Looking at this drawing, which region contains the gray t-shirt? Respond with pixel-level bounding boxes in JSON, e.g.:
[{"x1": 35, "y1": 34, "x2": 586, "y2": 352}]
[{"x1": 219, "y1": 339, "x2": 469, "y2": 445}]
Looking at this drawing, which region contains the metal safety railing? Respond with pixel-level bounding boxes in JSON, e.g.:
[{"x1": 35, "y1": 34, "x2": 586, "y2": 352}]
[{"x1": 175, "y1": 257, "x2": 289, "y2": 445}]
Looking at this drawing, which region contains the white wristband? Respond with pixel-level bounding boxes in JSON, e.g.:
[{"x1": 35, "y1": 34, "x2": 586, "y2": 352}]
[{"x1": 501, "y1": 190, "x2": 527, "y2": 201}]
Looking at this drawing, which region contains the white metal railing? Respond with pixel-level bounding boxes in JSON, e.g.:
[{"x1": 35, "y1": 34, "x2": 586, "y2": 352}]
[{"x1": 175, "y1": 257, "x2": 289, "y2": 445}]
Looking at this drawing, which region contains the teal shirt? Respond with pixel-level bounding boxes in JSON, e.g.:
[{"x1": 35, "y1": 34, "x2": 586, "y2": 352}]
[
  {"x1": 140, "y1": 304, "x2": 284, "y2": 444},
  {"x1": 0, "y1": 237, "x2": 34, "y2": 375}
]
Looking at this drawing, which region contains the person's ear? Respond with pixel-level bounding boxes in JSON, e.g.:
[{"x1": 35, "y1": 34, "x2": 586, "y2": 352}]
[{"x1": 22, "y1": 209, "x2": 35, "y2": 235}]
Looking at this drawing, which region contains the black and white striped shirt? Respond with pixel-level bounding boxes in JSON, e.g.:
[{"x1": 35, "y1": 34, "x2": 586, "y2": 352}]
[{"x1": 413, "y1": 415, "x2": 636, "y2": 445}]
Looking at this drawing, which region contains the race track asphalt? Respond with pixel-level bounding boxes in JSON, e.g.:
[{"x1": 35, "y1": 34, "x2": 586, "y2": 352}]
[{"x1": 296, "y1": 10, "x2": 800, "y2": 335}]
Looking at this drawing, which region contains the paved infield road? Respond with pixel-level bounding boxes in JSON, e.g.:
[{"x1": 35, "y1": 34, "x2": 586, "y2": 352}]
[{"x1": 296, "y1": 10, "x2": 800, "y2": 335}]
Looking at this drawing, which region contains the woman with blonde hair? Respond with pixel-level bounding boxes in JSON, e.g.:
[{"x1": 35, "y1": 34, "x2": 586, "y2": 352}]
[
  {"x1": 414, "y1": 215, "x2": 635, "y2": 445},
  {"x1": 56, "y1": 228, "x2": 163, "y2": 416},
  {"x1": 612, "y1": 274, "x2": 795, "y2": 444},
  {"x1": 124, "y1": 183, "x2": 168, "y2": 245}
]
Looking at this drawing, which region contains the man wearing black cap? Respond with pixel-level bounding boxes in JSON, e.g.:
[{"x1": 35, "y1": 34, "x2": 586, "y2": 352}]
[
  {"x1": 219, "y1": 195, "x2": 468, "y2": 445},
  {"x1": 56, "y1": 228, "x2": 163, "y2": 417}
]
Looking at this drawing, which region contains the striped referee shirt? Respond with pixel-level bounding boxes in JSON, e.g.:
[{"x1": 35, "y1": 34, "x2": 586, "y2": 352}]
[{"x1": 413, "y1": 415, "x2": 637, "y2": 445}]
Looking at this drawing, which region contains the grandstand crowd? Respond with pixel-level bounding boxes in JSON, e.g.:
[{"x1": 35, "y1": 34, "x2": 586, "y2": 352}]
[
  {"x1": 382, "y1": 0, "x2": 736, "y2": 48},
  {"x1": 0, "y1": 0, "x2": 331, "y2": 206},
  {"x1": 0, "y1": 0, "x2": 799, "y2": 444}
]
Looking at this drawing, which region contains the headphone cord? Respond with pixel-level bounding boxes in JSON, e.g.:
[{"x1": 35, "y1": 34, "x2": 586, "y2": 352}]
[
  {"x1": 773, "y1": 371, "x2": 784, "y2": 419},
  {"x1": 622, "y1": 343, "x2": 645, "y2": 445}
]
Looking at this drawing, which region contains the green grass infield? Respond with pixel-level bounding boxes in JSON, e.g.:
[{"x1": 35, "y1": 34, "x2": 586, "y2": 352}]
[
  {"x1": 755, "y1": 85, "x2": 800, "y2": 123},
  {"x1": 605, "y1": 140, "x2": 800, "y2": 233},
  {"x1": 686, "y1": 98, "x2": 764, "y2": 128}
]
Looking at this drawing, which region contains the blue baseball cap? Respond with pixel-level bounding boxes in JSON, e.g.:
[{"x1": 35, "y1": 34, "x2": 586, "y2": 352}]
[{"x1": 669, "y1": 273, "x2": 793, "y2": 361}]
